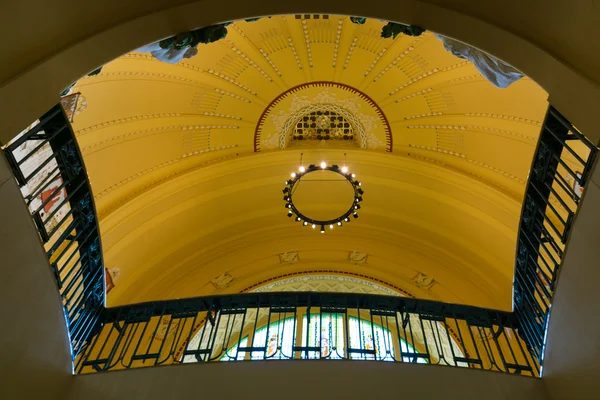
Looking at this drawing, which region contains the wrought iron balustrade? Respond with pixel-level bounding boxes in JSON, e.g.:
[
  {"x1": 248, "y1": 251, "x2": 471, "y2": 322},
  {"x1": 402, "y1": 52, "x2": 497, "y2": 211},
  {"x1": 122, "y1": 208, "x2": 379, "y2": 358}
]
[
  {"x1": 1, "y1": 104, "x2": 105, "y2": 360},
  {"x1": 2, "y1": 102, "x2": 597, "y2": 377},
  {"x1": 514, "y1": 106, "x2": 598, "y2": 366},
  {"x1": 75, "y1": 292, "x2": 537, "y2": 375}
]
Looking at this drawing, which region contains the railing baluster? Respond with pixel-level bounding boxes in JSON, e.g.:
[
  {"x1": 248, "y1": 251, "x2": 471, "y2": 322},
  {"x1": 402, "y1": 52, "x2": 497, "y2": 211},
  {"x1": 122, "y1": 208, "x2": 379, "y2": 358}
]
[
  {"x1": 2, "y1": 103, "x2": 105, "y2": 360},
  {"x1": 513, "y1": 105, "x2": 598, "y2": 371}
]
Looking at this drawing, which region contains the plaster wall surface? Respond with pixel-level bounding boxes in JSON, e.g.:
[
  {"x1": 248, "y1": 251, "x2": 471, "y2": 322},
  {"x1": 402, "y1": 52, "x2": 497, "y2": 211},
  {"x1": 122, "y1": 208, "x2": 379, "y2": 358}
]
[
  {"x1": 542, "y1": 159, "x2": 600, "y2": 400},
  {"x1": 67, "y1": 360, "x2": 551, "y2": 400},
  {"x1": 0, "y1": 156, "x2": 72, "y2": 399}
]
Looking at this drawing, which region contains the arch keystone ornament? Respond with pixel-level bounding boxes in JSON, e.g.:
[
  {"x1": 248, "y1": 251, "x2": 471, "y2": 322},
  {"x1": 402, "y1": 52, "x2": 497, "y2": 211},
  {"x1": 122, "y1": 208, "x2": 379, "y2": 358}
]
[{"x1": 283, "y1": 162, "x2": 363, "y2": 232}]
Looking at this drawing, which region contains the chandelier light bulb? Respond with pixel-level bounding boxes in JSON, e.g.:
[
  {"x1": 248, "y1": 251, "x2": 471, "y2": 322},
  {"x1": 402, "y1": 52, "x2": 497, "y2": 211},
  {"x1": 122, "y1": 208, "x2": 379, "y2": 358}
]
[
  {"x1": 291, "y1": 172, "x2": 296, "y2": 178},
  {"x1": 299, "y1": 166, "x2": 306, "y2": 173},
  {"x1": 351, "y1": 174, "x2": 356, "y2": 178},
  {"x1": 338, "y1": 221, "x2": 342, "y2": 226},
  {"x1": 320, "y1": 225, "x2": 325, "y2": 233},
  {"x1": 341, "y1": 166, "x2": 348, "y2": 173},
  {"x1": 303, "y1": 221, "x2": 308, "y2": 226},
  {"x1": 320, "y1": 161, "x2": 327, "y2": 169},
  {"x1": 312, "y1": 224, "x2": 316, "y2": 229},
  {"x1": 329, "y1": 224, "x2": 334, "y2": 229}
]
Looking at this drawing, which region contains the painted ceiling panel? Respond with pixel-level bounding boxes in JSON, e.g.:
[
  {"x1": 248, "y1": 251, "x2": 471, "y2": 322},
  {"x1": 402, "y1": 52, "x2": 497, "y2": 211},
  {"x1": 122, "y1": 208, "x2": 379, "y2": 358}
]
[{"x1": 69, "y1": 15, "x2": 548, "y2": 310}]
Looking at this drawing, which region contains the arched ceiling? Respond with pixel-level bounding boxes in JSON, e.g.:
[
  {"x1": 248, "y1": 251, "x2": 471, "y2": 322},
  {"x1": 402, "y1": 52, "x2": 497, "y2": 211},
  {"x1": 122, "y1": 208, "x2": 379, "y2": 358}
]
[{"x1": 70, "y1": 15, "x2": 548, "y2": 310}]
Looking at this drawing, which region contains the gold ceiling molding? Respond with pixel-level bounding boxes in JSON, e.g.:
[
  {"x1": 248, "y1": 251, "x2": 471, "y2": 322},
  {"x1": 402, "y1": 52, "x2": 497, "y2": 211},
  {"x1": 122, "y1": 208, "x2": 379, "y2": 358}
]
[
  {"x1": 343, "y1": 36, "x2": 358, "y2": 69},
  {"x1": 463, "y1": 113, "x2": 542, "y2": 126},
  {"x1": 388, "y1": 61, "x2": 470, "y2": 96},
  {"x1": 257, "y1": 48, "x2": 283, "y2": 76},
  {"x1": 404, "y1": 111, "x2": 444, "y2": 120},
  {"x1": 363, "y1": 47, "x2": 388, "y2": 77},
  {"x1": 94, "y1": 145, "x2": 238, "y2": 200},
  {"x1": 445, "y1": 74, "x2": 484, "y2": 85},
  {"x1": 371, "y1": 35, "x2": 425, "y2": 81},
  {"x1": 96, "y1": 152, "x2": 239, "y2": 219},
  {"x1": 169, "y1": 61, "x2": 259, "y2": 96},
  {"x1": 81, "y1": 125, "x2": 181, "y2": 155},
  {"x1": 300, "y1": 21, "x2": 313, "y2": 67},
  {"x1": 228, "y1": 44, "x2": 274, "y2": 82},
  {"x1": 199, "y1": 112, "x2": 243, "y2": 120},
  {"x1": 466, "y1": 159, "x2": 526, "y2": 184},
  {"x1": 76, "y1": 113, "x2": 182, "y2": 134},
  {"x1": 203, "y1": 67, "x2": 258, "y2": 95},
  {"x1": 394, "y1": 87, "x2": 434, "y2": 103},
  {"x1": 407, "y1": 124, "x2": 535, "y2": 142},
  {"x1": 213, "y1": 87, "x2": 252, "y2": 103},
  {"x1": 254, "y1": 81, "x2": 392, "y2": 152},
  {"x1": 405, "y1": 151, "x2": 518, "y2": 200},
  {"x1": 287, "y1": 37, "x2": 303, "y2": 69},
  {"x1": 89, "y1": 71, "x2": 197, "y2": 85},
  {"x1": 332, "y1": 19, "x2": 344, "y2": 68}
]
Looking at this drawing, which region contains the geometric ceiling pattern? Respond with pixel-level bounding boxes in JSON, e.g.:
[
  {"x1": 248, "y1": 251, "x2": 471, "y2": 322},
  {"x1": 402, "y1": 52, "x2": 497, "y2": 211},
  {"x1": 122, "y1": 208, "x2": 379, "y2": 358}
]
[
  {"x1": 70, "y1": 15, "x2": 548, "y2": 310},
  {"x1": 247, "y1": 274, "x2": 403, "y2": 297}
]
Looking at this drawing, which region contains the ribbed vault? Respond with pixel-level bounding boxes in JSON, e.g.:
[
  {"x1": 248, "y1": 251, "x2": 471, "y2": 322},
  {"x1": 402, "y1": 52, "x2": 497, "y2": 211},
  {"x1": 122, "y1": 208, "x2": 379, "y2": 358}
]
[{"x1": 70, "y1": 15, "x2": 548, "y2": 310}]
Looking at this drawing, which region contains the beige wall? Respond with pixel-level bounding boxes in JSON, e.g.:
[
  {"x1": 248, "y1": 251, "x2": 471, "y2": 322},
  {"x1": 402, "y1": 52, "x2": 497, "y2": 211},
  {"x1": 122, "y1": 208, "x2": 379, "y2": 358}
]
[
  {"x1": 1, "y1": 1, "x2": 600, "y2": 146},
  {"x1": 68, "y1": 360, "x2": 550, "y2": 400},
  {"x1": 542, "y1": 158, "x2": 600, "y2": 400},
  {"x1": 0, "y1": 155, "x2": 72, "y2": 399}
]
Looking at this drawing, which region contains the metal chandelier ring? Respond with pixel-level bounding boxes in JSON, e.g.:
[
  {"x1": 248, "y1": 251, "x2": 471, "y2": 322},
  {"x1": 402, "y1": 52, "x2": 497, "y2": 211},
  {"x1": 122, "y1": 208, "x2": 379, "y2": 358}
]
[{"x1": 283, "y1": 164, "x2": 364, "y2": 229}]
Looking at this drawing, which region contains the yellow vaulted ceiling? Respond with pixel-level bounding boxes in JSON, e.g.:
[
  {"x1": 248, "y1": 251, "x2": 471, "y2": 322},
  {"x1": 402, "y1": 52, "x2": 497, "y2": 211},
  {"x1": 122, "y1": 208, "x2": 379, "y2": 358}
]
[{"x1": 70, "y1": 15, "x2": 548, "y2": 310}]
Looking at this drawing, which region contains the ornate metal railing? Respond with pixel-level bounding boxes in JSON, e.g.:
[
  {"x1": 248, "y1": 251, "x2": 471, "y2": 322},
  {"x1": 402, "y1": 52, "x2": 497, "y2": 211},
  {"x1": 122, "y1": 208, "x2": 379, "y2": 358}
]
[
  {"x1": 74, "y1": 292, "x2": 538, "y2": 375},
  {"x1": 514, "y1": 106, "x2": 598, "y2": 366},
  {"x1": 2, "y1": 103, "x2": 597, "y2": 377},
  {"x1": 1, "y1": 104, "x2": 105, "y2": 359}
]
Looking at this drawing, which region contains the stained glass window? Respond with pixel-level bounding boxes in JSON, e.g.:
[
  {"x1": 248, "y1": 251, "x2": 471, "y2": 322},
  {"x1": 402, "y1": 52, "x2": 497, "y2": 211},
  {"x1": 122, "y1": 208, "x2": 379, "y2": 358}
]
[
  {"x1": 221, "y1": 337, "x2": 248, "y2": 361},
  {"x1": 250, "y1": 316, "x2": 295, "y2": 360},
  {"x1": 301, "y1": 313, "x2": 345, "y2": 359},
  {"x1": 220, "y1": 316, "x2": 295, "y2": 361},
  {"x1": 220, "y1": 313, "x2": 428, "y2": 363}
]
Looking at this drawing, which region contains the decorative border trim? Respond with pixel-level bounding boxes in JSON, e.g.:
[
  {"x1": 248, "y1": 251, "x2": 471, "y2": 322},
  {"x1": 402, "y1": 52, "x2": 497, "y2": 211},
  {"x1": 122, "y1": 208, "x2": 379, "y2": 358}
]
[
  {"x1": 241, "y1": 270, "x2": 413, "y2": 297},
  {"x1": 254, "y1": 81, "x2": 392, "y2": 152}
]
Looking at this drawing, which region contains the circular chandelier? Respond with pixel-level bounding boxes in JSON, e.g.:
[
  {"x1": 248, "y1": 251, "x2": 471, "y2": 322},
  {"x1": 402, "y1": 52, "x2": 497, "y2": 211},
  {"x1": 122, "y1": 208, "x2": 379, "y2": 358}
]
[{"x1": 283, "y1": 161, "x2": 363, "y2": 233}]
